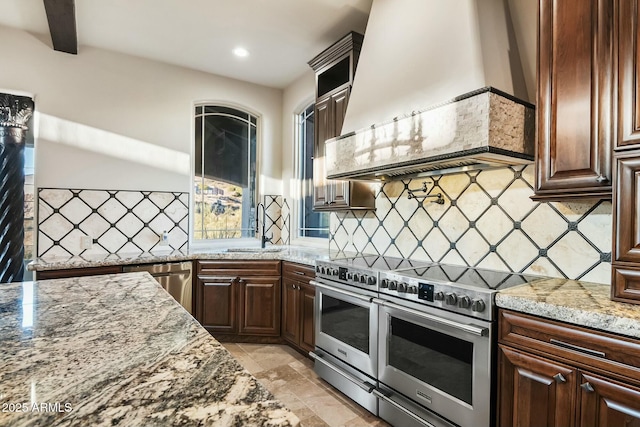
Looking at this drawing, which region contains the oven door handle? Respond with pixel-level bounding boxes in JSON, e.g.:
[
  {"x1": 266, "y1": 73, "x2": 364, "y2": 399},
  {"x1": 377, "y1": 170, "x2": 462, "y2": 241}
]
[
  {"x1": 309, "y1": 352, "x2": 376, "y2": 393},
  {"x1": 310, "y1": 280, "x2": 373, "y2": 303},
  {"x1": 372, "y1": 388, "x2": 438, "y2": 427},
  {"x1": 374, "y1": 298, "x2": 489, "y2": 337}
]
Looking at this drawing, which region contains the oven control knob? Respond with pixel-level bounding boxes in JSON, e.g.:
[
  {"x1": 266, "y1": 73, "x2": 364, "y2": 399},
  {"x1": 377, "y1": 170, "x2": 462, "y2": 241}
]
[
  {"x1": 316, "y1": 266, "x2": 321, "y2": 273},
  {"x1": 397, "y1": 282, "x2": 407, "y2": 293},
  {"x1": 360, "y1": 275, "x2": 367, "y2": 284},
  {"x1": 347, "y1": 273, "x2": 353, "y2": 280},
  {"x1": 380, "y1": 279, "x2": 389, "y2": 288},
  {"x1": 389, "y1": 281, "x2": 398, "y2": 290},
  {"x1": 434, "y1": 291, "x2": 445, "y2": 301},
  {"x1": 320, "y1": 267, "x2": 326, "y2": 274},
  {"x1": 458, "y1": 296, "x2": 471, "y2": 309},
  {"x1": 367, "y1": 276, "x2": 376, "y2": 286},
  {"x1": 471, "y1": 299, "x2": 486, "y2": 312},
  {"x1": 332, "y1": 269, "x2": 339, "y2": 276},
  {"x1": 408, "y1": 285, "x2": 418, "y2": 294},
  {"x1": 352, "y1": 273, "x2": 360, "y2": 282},
  {"x1": 445, "y1": 292, "x2": 458, "y2": 305}
]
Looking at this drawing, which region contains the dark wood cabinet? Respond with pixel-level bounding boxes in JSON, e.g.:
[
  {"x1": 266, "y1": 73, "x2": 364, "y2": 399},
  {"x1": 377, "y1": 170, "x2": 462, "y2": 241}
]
[
  {"x1": 577, "y1": 372, "x2": 640, "y2": 426},
  {"x1": 35, "y1": 265, "x2": 123, "y2": 280},
  {"x1": 199, "y1": 276, "x2": 238, "y2": 334},
  {"x1": 617, "y1": 0, "x2": 640, "y2": 150},
  {"x1": 498, "y1": 309, "x2": 640, "y2": 427},
  {"x1": 195, "y1": 260, "x2": 281, "y2": 338},
  {"x1": 238, "y1": 275, "x2": 281, "y2": 336},
  {"x1": 308, "y1": 31, "x2": 374, "y2": 211},
  {"x1": 281, "y1": 262, "x2": 316, "y2": 355},
  {"x1": 534, "y1": 0, "x2": 614, "y2": 201},
  {"x1": 498, "y1": 345, "x2": 576, "y2": 427},
  {"x1": 612, "y1": 0, "x2": 640, "y2": 304}
]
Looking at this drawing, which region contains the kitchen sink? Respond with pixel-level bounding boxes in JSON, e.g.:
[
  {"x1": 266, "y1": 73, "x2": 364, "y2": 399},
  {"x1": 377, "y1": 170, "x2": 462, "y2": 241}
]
[{"x1": 224, "y1": 247, "x2": 287, "y2": 253}]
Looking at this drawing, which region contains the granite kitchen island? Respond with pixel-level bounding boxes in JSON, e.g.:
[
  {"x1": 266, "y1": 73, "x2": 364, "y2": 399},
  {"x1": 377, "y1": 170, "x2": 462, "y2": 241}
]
[{"x1": 0, "y1": 272, "x2": 300, "y2": 427}]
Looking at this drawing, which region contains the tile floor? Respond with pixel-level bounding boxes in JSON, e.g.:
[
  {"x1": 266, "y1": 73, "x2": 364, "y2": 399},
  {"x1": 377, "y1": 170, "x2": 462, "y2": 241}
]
[{"x1": 221, "y1": 343, "x2": 389, "y2": 427}]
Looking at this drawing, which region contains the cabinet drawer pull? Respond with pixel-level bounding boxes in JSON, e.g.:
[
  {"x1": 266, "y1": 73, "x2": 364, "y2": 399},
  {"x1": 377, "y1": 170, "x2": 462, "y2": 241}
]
[
  {"x1": 553, "y1": 373, "x2": 567, "y2": 383},
  {"x1": 550, "y1": 339, "x2": 606, "y2": 358},
  {"x1": 580, "y1": 382, "x2": 595, "y2": 393},
  {"x1": 293, "y1": 271, "x2": 306, "y2": 276}
]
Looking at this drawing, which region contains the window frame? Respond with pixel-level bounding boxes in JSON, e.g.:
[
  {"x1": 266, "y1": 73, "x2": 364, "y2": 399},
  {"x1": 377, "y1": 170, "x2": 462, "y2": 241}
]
[
  {"x1": 189, "y1": 101, "x2": 262, "y2": 249},
  {"x1": 292, "y1": 102, "x2": 329, "y2": 246}
]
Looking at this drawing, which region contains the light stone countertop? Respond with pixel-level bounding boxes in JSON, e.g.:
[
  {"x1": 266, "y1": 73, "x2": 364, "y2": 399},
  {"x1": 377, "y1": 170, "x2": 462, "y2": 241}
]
[
  {"x1": 496, "y1": 278, "x2": 640, "y2": 339},
  {"x1": 28, "y1": 246, "x2": 339, "y2": 271},
  {"x1": 0, "y1": 272, "x2": 300, "y2": 427}
]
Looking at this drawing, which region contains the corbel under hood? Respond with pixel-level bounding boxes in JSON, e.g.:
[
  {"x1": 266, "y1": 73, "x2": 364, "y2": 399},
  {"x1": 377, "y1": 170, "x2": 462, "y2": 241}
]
[
  {"x1": 327, "y1": 0, "x2": 536, "y2": 181},
  {"x1": 325, "y1": 87, "x2": 535, "y2": 181}
]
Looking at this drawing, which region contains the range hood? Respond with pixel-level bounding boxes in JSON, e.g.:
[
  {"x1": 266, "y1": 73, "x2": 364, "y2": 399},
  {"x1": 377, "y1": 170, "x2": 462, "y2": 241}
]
[
  {"x1": 326, "y1": 87, "x2": 535, "y2": 180},
  {"x1": 326, "y1": 0, "x2": 536, "y2": 181}
]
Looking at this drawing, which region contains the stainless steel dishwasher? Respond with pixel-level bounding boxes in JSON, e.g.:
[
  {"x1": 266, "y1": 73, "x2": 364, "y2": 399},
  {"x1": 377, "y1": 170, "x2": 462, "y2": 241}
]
[{"x1": 123, "y1": 261, "x2": 193, "y2": 314}]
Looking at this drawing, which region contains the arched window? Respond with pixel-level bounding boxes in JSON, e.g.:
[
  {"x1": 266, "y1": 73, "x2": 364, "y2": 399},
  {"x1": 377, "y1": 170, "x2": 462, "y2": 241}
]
[{"x1": 193, "y1": 105, "x2": 257, "y2": 240}]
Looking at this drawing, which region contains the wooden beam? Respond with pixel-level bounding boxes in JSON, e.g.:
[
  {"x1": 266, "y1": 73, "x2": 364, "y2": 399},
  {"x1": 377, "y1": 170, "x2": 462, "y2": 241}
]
[{"x1": 43, "y1": 0, "x2": 77, "y2": 54}]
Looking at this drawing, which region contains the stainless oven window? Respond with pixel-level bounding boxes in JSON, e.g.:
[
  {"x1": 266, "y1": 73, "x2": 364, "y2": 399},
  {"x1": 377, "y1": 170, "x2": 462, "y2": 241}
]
[
  {"x1": 320, "y1": 294, "x2": 370, "y2": 354},
  {"x1": 388, "y1": 316, "x2": 473, "y2": 404}
]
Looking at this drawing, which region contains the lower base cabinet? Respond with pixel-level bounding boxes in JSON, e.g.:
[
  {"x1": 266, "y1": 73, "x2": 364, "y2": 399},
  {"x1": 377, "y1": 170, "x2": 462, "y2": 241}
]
[
  {"x1": 281, "y1": 262, "x2": 316, "y2": 355},
  {"x1": 195, "y1": 260, "x2": 281, "y2": 337},
  {"x1": 498, "y1": 309, "x2": 640, "y2": 427}
]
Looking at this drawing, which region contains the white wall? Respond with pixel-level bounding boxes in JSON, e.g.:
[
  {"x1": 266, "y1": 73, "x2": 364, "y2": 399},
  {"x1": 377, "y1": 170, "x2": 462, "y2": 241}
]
[{"x1": 0, "y1": 25, "x2": 283, "y2": 193}]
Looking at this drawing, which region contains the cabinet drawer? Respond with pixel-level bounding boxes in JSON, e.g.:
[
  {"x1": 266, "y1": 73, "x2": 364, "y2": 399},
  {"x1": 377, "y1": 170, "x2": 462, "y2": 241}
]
[
  {"x1": 499, "y1": 310, "x2": 640, "y2": 384},
  {"x1": 282, "y1": 261, "x2": 315, "y2": 281},
  {"x1": 36, "y1": 265, "x2": 123, "y2": 280},
  {"x1": 197, "y1": 260, "x2": 280, "y2": 277}
]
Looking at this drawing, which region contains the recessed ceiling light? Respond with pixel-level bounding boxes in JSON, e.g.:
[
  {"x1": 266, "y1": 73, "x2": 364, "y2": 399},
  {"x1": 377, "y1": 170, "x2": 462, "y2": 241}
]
[{"x1": 233, "y1": 47, "x2": 249, "y2": 58}]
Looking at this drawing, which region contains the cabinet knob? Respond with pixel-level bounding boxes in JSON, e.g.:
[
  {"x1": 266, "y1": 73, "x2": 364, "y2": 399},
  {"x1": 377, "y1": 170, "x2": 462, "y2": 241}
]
[
  {"x1": 553, "y1": 373, "x2": 567, "y2": 384},
  {"x1": 580, "y1": 382, "x2": 595, "y2": 393},
  {"x1": 596, "y1": 175, "x2": 609, "y2": 183}
]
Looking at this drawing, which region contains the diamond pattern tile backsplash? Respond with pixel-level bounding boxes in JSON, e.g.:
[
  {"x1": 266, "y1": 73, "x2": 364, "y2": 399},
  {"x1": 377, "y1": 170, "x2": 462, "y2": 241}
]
[
  {"x1": 38, "y1": 188, "x2": 189, "y2": 257},
  {"x1": 330, "y1": 165, "x2": 612, "y2": 284},
  {"x1": 262, "y1": 195, "x2": 290, "y2": 246}
]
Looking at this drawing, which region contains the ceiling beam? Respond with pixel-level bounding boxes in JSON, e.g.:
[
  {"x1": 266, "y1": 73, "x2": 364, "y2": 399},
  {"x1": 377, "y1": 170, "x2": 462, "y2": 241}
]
[{"x1": 43, "y1": 0, "x2": 77, "y2": 54}]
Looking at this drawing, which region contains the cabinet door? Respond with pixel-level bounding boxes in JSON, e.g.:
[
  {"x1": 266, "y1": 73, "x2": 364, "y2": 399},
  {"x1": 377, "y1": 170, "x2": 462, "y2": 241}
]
[
  {"x1": 613, "y1": 154, "x2": 640, "y2": 302},
  {"x1": 327, "y1": 87, "x2": 351, "y2": 208},
  {"x1": 498, "y1": 345, "x2": 576, "y2": 427},
  {"x1": 313, "y1": 97, "x2": 332, "y2": 209},
  {"x1": 197, "y1": 276, "x2": 238, "y2": 334},
  {"x1": 238, "y1": 276, "x2": 281, "y2": 336},
  {"x1": 299, "y1": 282, "x2": 316, "y2": 354},
  {"x1": 618, "y1": 0, "x2": 640, "y2": 149},
  {"x1": 281, "y1": 277, "x2": 301, "y2": 345},
  {"x1": 535, "y1": 0, "x2": 614, "y2": 200},
  {"x1": 578, "y1": 372, "x2": 640, "y2": 427}
]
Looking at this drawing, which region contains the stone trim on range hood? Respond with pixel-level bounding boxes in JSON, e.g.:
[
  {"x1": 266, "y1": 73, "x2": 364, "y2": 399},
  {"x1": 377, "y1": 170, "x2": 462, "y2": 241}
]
[{"x1": 325, "y1": 87, "x2": 535, "y2": 181}]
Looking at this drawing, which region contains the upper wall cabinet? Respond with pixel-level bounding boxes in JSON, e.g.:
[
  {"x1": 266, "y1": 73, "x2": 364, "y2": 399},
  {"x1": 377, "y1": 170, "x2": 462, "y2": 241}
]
[
  {"x1": 308, "y1": 32, "x2": 375, "y2": 211},
  {"x1": 534, "y1": 0, "x2": 615, "y2": 201},
  {"x1": 618, "y1": 0, "x2": 640, "y2": 150}
]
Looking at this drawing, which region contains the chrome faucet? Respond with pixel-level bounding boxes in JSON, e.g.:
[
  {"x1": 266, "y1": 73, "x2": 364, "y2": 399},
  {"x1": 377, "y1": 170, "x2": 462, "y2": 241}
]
[{"x1": 255, "y1": 202, "x2": 273, "y2": 248}]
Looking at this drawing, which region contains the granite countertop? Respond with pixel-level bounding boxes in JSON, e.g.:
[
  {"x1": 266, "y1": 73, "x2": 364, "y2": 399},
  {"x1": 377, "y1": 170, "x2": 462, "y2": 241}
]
[
  {"x1": 0, "y1": 272, "x2": 300, "y2": 427},
  {"x1": 28, "y1": 246, "x2": 338, "y2": 272},
  {"x1": 496, "y1": 278, "x2": 640, "y2": 340}
]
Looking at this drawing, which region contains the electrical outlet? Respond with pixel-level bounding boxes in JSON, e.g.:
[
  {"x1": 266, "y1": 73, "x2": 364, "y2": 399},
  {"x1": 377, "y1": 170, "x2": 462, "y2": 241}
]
[
  {"x1": 159, "y1": 230, "x2": 170, "y2": 246},
  {"x1": 80, "y1": 235, "x2": 93, "y2": 250}
]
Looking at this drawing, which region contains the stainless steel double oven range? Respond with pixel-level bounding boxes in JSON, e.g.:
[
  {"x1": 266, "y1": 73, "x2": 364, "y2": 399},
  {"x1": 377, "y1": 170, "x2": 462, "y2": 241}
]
[{"x1": 310, "y1": 255, "x2": 540, "y2": 427}]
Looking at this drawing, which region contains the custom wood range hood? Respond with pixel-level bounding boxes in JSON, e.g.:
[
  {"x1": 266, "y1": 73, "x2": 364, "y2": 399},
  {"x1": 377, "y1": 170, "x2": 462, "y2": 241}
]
[{"x1": 326, "y1": 0, "x2": 535, "y2": 181}]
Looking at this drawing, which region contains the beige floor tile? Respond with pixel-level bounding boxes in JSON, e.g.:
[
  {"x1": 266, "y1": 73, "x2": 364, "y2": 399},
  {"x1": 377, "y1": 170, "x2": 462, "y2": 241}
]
[{"x1": 221, "y1": 343, "x2": 388, "y2": 427}]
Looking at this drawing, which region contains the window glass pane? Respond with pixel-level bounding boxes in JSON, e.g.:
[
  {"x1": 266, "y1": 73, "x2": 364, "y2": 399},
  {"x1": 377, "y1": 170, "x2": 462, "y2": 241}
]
[
  {"x1": 298, "y1": 104, "x2": 329, "y2": 238},
  {"x1": 194, "y1": 106, "x2": 256, "y2": 240}
]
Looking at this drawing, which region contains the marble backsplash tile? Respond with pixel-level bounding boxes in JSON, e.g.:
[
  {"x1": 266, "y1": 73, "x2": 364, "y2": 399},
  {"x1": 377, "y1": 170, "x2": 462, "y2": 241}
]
[
  {"x1": 38, "y1": 188, "x2": 189, "y2": 257},
  {"x1": 330, "y1": 165, "x2": 612, "y2": 284}
]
